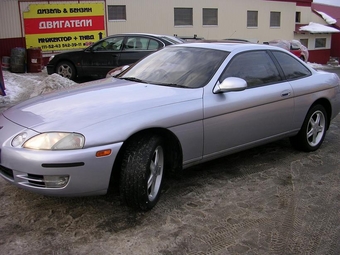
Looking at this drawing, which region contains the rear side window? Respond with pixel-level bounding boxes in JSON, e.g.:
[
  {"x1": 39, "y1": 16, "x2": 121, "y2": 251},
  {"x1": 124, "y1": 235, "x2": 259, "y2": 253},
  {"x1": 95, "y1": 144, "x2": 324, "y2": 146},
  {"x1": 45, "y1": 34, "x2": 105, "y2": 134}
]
[
  {"x1": 219, "y1": 50, "x2": 282, "y2": 87},
  {"x1": 272, "y1": 51, "x2": 311, "y2": 80},
  {"x1": 123, "y1": 37, "x2": 162, "y2": 51},
  {"x1": 148, "y1": 39, "x2": 162, "y2": 50}
]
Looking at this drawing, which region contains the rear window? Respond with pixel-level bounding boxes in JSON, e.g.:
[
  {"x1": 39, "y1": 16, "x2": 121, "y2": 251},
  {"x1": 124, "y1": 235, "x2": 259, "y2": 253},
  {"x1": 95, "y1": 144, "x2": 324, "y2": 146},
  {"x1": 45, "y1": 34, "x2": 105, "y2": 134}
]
[
  {"x1": 272, "y1": 51, "x2": 311, "y2": 80},
  {"x1": 160, "y1": 36, "x2": 185, "y2": 44}
]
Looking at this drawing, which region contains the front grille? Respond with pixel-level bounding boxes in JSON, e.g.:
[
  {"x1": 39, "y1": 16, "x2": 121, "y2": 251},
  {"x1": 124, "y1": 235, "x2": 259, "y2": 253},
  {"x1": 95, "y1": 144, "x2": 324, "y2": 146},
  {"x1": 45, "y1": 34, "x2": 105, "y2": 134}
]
[
  {"x1": 18, "y1": 173, "x2": 46, "y2": 187},
  {"x1": 0, "y1": 165, "x2": 14, "y2": 179}
]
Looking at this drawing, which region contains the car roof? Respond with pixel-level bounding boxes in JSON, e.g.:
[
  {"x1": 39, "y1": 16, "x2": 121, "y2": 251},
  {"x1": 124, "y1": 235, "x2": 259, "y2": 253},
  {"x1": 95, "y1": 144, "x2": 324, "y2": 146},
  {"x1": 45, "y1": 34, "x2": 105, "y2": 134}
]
[
  {"x1": 171, "y1": 42, "x2": 284, "y2": 53},
  {"x1": 108, "y1": 33, "x2": 176, "y2": 38},
  {"x1": 105, "y1": 33, "x2": 184, "y2": 44}
]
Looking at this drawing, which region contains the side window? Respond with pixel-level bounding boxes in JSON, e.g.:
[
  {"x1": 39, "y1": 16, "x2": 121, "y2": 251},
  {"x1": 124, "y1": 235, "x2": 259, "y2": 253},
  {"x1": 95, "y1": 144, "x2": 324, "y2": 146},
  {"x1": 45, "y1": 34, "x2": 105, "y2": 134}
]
[
  {"x1": 272, "y1": 51, "x2": 311, "y2": 80},
  {"x1": 92, "y1": 37, "x2": 123, "y2": 52},
  {"x1": 123, "y1": 37, "x2": 160, "y2": 51},
  {"x1": 219, "y1": 51, "x2": 282, "y2": 87},
  {"x1": 124, "y1": 37, "x2": 137, "y2": 50},
  {"x1": 148, "y1": 39, "x2": 162, "y2": 50}
]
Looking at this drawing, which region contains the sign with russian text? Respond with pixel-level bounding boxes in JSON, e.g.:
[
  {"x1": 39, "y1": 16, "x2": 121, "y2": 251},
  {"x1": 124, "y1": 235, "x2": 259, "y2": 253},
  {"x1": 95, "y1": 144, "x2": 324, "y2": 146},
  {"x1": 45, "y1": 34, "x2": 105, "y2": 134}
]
[{"x1": 23, "y1": 3, "x2": 106, "y2": 52}]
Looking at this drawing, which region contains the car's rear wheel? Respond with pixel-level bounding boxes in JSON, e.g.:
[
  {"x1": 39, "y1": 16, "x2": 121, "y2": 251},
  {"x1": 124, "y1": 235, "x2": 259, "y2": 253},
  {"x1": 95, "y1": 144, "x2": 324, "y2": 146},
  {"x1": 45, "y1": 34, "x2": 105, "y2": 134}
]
[
  {"x1": 56, "y1": 61, "x2": 76, "y2": 80},
  {"x1": 290, "y1": 105, "x2": 327, "y2": 152},
  {"x1": 120, "y1": 134, "x2": 164, "y2": 211}
]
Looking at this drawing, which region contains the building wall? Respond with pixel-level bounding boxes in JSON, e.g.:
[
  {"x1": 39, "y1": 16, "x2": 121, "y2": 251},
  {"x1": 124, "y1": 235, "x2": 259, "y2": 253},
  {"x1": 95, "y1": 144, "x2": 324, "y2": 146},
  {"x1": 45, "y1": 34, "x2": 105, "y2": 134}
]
[
  {"x1": 268, "y1": 0, "x2": 312, "y2": 6},
  {"x1": 331, "y1": 36, "x2": 340, "y2": 60},
  {"x1": 0, "y1": 0, "x2": 24, "y2": 38},
  {"x1": 105, "y1": 0, "x2": 297, "y2": 43},
  {"x1": 0, "y1": 0, "x2": 336, "y2": 64},
  {"x1": 295, "y1": 33, "x2": 332, "y2": 63}
]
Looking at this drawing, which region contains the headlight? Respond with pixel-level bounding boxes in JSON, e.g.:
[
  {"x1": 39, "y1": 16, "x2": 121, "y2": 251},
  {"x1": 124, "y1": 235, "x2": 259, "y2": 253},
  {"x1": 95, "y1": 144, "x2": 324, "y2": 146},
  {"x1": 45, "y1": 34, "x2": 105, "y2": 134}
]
[
  {"x1": 48, "y1": 55, "x2": 55, "y2": 62},
  {"x1": 12, "y1": 132, "x2": 28, "y2": 147},
  {"x1": 23, "y1": 132, "x2": 85, "y2": 150}
]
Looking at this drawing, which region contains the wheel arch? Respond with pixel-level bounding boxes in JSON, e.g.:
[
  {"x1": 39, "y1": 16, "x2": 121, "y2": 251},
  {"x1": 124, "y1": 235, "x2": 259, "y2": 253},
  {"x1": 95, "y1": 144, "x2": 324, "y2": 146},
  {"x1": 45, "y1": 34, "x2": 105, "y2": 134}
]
[
  {"x1": 54, "y1": 58, "x2": 75, "y2": 69},
  {"x1": 109, "y1": 128, "x2": 183, "y2": 191},
  {"x1": 310, "y1": 98, "x2": 332, "y2": 129}
]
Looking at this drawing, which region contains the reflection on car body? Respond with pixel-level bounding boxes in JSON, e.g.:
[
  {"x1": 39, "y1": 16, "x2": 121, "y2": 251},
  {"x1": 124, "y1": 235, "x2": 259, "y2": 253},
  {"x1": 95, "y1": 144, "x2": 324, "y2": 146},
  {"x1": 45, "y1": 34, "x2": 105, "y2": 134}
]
[
  {"x1": 268, "y1": 39, "x2": 309, "y2": 62},
  {"x1": 1, "y1": 43, "x2": 340, "y2": 211}
]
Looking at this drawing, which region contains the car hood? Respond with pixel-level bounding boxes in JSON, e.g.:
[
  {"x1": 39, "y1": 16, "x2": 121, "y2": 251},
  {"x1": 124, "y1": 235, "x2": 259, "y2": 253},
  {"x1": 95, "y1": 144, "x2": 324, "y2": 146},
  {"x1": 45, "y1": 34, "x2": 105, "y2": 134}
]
[{"x1": 3, "y1": 78, "x2": 202, "y2": 132}]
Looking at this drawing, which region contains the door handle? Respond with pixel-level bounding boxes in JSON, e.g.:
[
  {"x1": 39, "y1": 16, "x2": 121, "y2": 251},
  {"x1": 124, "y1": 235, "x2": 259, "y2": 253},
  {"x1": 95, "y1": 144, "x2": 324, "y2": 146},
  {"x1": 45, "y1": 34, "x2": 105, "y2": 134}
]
[{"x1": 281, "y1": 90, "x2": 291, "y2": 97}]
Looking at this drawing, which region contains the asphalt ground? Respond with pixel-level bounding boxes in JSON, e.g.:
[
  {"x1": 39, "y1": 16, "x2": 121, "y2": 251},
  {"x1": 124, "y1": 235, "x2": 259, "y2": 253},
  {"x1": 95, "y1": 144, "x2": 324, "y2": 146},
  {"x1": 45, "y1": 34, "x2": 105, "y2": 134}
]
[{"x1": 0, "y1": 67, "x2": 340, "y2": 255}]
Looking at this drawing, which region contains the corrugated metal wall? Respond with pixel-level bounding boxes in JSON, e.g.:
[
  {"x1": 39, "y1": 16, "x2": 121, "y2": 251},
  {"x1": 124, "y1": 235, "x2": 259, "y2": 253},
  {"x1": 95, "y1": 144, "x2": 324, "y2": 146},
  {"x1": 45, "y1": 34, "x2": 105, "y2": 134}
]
[{"x1": 1, "y1": 0, "x2": 23, "y2": 38}]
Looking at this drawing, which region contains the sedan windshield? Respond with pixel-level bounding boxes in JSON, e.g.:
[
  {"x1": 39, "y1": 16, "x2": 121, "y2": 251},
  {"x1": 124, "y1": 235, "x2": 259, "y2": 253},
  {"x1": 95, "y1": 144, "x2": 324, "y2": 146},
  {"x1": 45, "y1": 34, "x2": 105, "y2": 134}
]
[{"x1": 119, "y1": 46, "x2": 229, "y2": 88}]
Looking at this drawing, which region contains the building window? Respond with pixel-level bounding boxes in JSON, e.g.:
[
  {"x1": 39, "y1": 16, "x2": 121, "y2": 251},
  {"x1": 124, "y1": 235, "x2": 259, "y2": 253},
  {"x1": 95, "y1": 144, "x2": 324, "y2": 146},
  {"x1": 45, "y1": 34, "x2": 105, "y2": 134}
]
[
  {"x1": 203, "y1": 8, "x2": 218, "y2": 26},
  {"x1": 270, "y1": 12, "x2": 281, "y2": 27},
  {"x1": 315, "y1": 38, "x2": 326, "y2": 48},
  {"x1": 247, "y1": 11, "x2": 258, "y2": 27},
  {"x1": 300, "y1": 39, "x2": 308, "y2": 48},
  {"x1": 295, "y1": 12, "x2": 301, "y2": 23},
  {"x1": 174, "y1": 8, "x2": 193, "y2": 26},
  {"x1": 108, "y1": 5, "x2": 126, "y2": 21}
]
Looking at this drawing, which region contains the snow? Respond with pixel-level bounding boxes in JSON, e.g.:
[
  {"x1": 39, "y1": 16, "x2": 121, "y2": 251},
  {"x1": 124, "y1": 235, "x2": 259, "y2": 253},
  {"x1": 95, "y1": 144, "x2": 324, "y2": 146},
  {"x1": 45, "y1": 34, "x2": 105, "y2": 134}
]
[
  {"x1": 299, "y1": 22, "x2": 340, "y2": 33},
  {"x1": 0, "y1": 68, "x2": 77, "y2": 107},
  {"x1": 0, "y1": 63, "x2": 339, "y2": 109},
  {"x1": 314, "y1": 10, "x2": 337, "y2": 25}
]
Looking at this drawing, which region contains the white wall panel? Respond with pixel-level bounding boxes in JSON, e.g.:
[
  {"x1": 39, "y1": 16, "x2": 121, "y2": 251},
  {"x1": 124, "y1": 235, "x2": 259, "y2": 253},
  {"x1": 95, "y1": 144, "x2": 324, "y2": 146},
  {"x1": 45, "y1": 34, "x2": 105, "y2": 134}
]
[{"x1": 105, "y1": 0, "x2": 298, "y2": 43}]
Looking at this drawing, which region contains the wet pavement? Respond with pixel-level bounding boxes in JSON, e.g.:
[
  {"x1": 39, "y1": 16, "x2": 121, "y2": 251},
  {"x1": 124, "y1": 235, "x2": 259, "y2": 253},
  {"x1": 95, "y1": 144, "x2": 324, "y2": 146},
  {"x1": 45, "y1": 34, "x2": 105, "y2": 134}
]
[{"x1": 0, "y1": 68, "x2": 340, "y2": 255}]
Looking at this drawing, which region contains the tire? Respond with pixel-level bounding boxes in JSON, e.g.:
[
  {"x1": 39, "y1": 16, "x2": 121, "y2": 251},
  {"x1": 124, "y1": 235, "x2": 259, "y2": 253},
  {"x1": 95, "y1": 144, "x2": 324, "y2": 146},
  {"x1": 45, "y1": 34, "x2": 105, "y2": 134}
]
[
  {"x1": 56, "y1": 61, "x2": 76, "y2": 80},
  {"x1": 290, "y1": 105, "x2": 327, "y2": 152},
  {"x1": 120, "y1": 134, "x2": 165, "y2": 211}
]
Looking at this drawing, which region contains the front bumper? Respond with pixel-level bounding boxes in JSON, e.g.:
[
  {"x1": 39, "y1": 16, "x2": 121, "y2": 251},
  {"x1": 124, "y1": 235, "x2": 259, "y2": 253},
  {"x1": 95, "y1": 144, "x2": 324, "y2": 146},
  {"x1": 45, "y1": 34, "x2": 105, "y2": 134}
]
[
  {"x1": 46, "y1": 64, "x2": 55, "y2": 75},
  {"x1": 0, "y1": 115, "x2": 123, "y2": 196}
]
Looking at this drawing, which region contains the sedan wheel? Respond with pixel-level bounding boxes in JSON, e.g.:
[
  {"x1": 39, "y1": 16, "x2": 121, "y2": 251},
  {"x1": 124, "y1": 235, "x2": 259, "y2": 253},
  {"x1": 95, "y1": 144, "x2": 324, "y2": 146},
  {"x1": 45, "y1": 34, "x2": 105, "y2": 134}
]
[
  {"x1": 56, "y1": 61, "x2": 76, "y2": 80},
  {"x1": 290, "y1": 105, "x2": 327, "y2": 152},
  {"x1": 120, "y1": 134, "x2": 165, "y2": 211}
]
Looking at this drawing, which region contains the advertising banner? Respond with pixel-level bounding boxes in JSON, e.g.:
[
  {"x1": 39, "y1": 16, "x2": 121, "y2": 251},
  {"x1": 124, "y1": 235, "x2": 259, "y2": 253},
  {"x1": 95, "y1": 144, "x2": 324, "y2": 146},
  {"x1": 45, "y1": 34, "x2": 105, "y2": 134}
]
[{"x1": 23, "y1": 3, "x2": 106, "y2": 52}]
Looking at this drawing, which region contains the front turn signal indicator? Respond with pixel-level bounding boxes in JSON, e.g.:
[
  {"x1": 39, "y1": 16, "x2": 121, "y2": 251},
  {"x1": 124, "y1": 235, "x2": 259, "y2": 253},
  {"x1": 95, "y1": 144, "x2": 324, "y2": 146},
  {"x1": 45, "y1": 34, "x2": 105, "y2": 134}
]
[{"x1": 96, "y1": 149, "x2": 112, "y2": 157}]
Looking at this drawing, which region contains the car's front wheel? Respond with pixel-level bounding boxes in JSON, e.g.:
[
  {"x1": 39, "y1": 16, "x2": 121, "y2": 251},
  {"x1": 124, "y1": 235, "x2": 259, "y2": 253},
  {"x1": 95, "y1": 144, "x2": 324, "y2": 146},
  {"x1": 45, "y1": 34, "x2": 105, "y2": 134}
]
[
  {"x1": 56, "y1": 61, "x2": 76, "y2": 80},
  {"x1": 290, "y1": 105, "x2": 327, "y2": 152},
  {"x1": 120, "y1": 134, "x2": 165, "y2": 211}
]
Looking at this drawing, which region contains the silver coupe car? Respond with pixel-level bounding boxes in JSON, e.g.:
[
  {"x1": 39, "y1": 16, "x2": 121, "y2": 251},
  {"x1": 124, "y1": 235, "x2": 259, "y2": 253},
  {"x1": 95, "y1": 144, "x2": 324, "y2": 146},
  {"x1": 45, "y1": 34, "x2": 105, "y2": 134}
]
[{"x1": 1, "y1": 43, "x2": 340, "y2": 211}]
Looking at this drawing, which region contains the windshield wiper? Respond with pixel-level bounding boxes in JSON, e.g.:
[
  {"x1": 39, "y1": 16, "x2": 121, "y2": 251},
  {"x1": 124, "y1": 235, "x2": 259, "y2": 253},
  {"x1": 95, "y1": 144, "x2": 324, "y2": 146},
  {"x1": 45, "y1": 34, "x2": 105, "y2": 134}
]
[
  {"x1": 153, "y1": 82, "x2": 188, "y2": 88},
  {"x1": 120, "y1": 77, "x2": 148, "y2": 84}
]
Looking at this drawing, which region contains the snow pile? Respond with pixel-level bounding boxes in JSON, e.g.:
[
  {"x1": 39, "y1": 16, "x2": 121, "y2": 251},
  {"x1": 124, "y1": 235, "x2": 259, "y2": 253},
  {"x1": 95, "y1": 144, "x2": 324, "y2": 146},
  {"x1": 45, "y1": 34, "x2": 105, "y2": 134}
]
[
  {"x1": 299, "y1": 22, "x2": 340, "y2": 33},
  {"x1": 0, "y1": 69, "x2": 76, "y2": 106},
  {"x1": 314, "y1": 10, "x2": 337, "y2": 25},
  {"x1": 30, "y1": 73, "x2": 76, "y2": 97}
]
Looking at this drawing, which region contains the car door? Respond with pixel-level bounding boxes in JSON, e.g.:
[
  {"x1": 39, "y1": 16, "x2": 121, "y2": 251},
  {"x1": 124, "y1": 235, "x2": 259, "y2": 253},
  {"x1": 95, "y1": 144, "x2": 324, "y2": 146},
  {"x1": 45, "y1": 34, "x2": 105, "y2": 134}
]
[
  {"x1": 118, "y1": 36, "x2": 165, "y2": 66},
  {"x1": 81, "y1": 36, "x2": 124, "y2": 77},
  {"x1": 270, "y1": 50, "x2": 314, "y2": 128},
  {"x1": 203, "y1": 50, "x2": 295, "y2": 157}
]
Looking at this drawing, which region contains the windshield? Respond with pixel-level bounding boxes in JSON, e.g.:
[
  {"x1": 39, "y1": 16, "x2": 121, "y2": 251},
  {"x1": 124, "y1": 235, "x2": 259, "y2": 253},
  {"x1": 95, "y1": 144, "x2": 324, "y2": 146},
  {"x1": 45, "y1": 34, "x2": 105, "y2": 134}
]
[{"x1": 119, "y1": 46, "x2": 229, "y2": 88}]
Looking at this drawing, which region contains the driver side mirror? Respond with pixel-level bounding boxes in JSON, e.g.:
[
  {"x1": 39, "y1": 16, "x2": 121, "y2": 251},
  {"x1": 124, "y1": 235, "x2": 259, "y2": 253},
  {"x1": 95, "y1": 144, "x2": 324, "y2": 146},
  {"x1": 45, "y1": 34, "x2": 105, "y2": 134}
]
[{"x1": 213, "y1": 77, "x2": 247, "y2": 94}]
